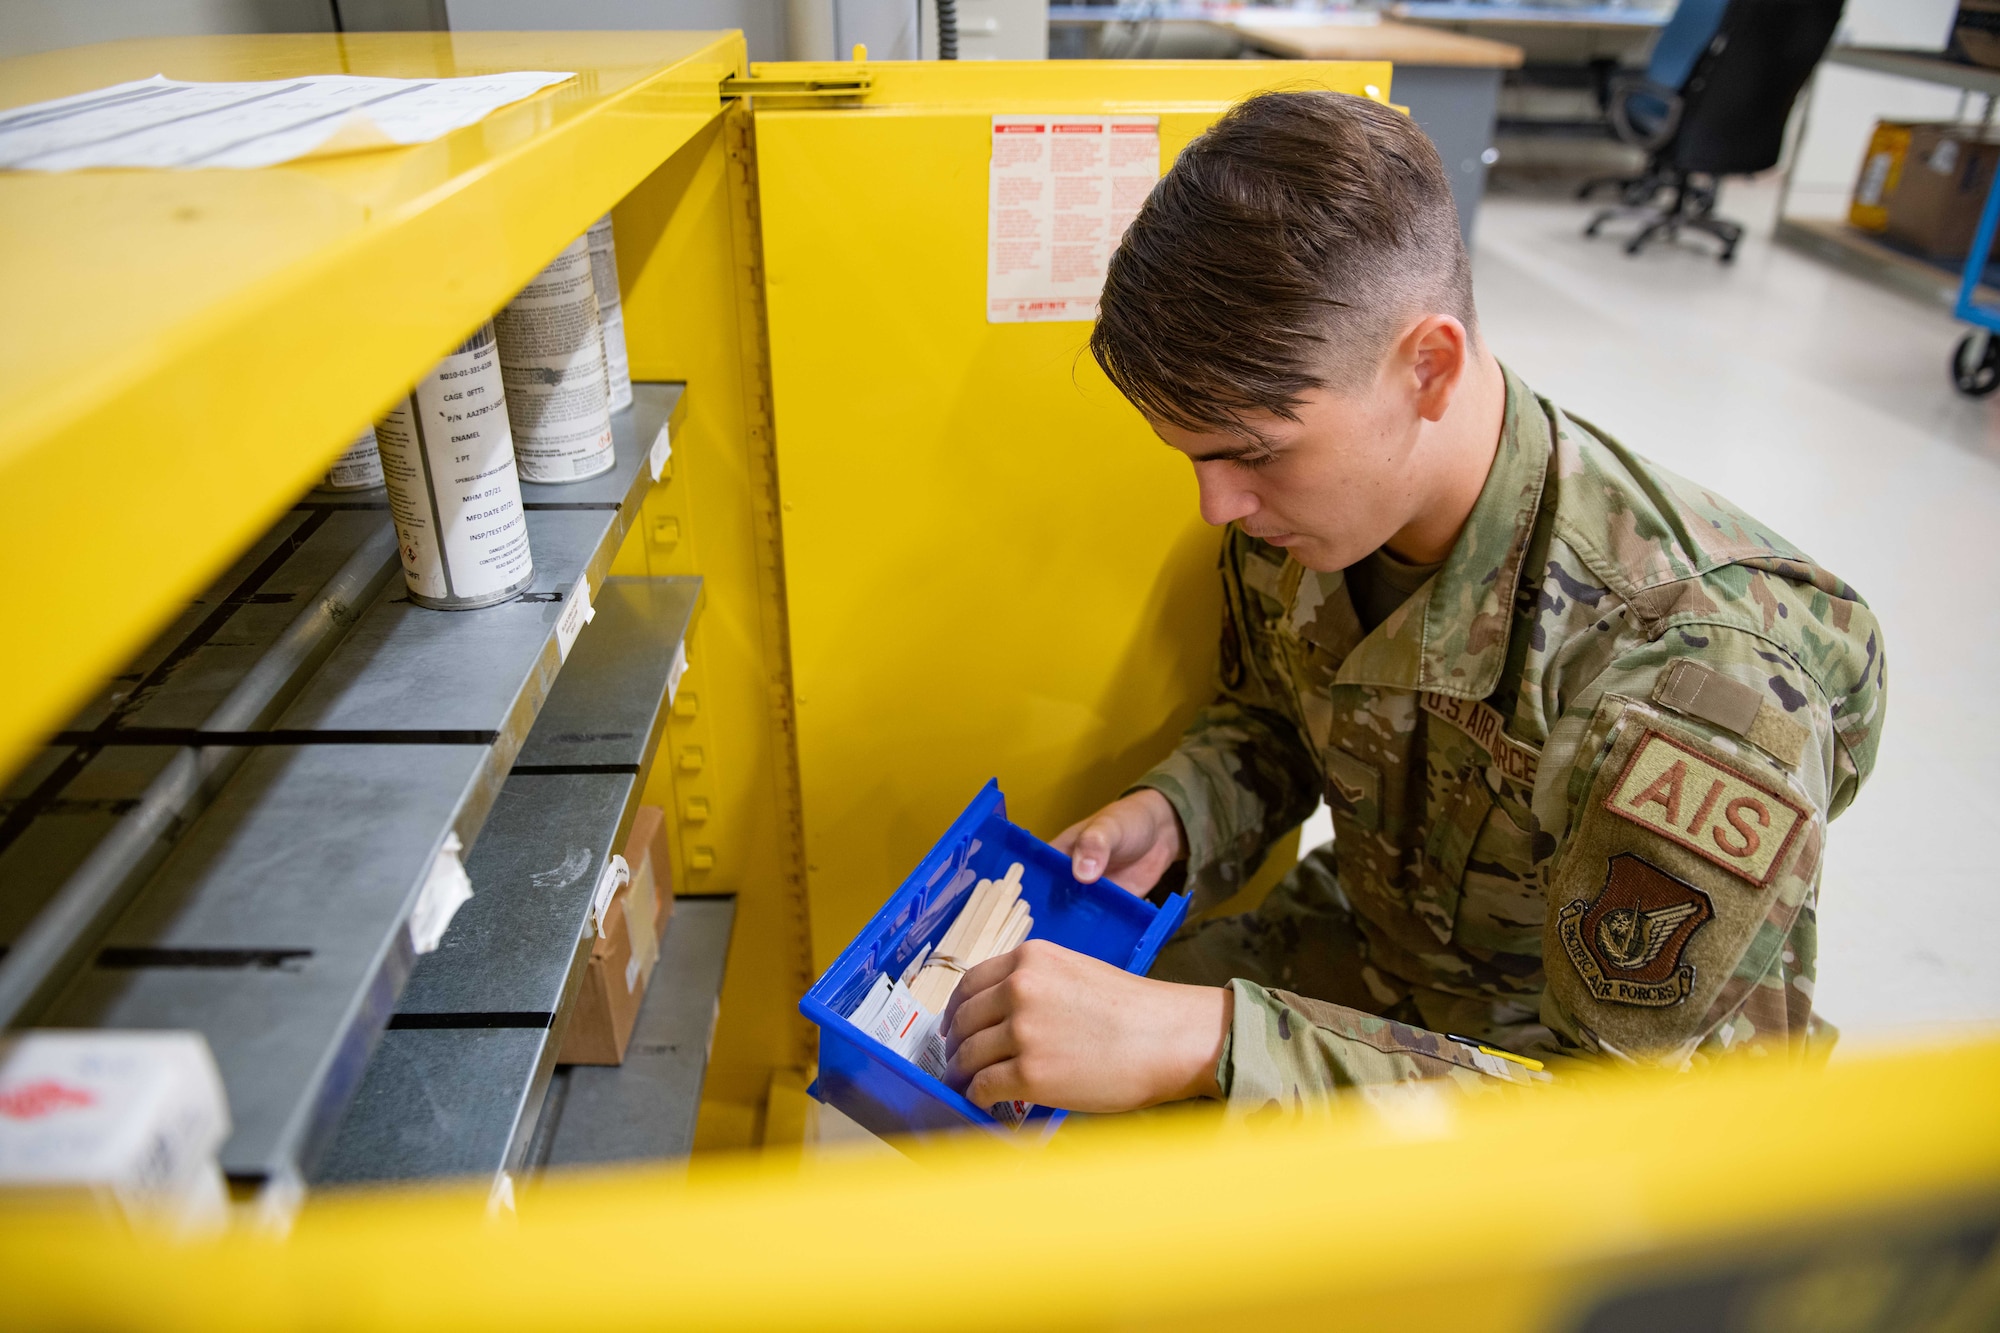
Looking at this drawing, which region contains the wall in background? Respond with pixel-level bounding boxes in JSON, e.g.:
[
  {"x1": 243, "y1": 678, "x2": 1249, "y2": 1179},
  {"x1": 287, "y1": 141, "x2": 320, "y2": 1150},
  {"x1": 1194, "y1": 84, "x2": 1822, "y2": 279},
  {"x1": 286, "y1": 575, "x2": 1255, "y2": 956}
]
[
  {"x1": 0, "y1": 0, "x2": 333, "y2": 59},
  {"x1": 1840, "y1": 0, "x2": 1956, "y2": 53},
  {"x1": 916, "y1": 0, "x2": 1047, "y2": 60},
  {"x1": 0, "y1": 0, "x2": 793, "y2": 60},
  {"x1": 444, "y1": 0, "x2": 787, "y2": 62}
]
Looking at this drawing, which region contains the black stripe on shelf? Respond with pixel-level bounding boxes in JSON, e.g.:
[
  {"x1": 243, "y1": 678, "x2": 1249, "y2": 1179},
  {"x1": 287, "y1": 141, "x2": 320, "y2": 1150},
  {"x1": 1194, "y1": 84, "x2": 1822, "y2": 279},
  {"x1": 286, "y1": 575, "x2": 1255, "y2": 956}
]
[
  {"x1": 386, "y1": 1011, "x2": 554, "y2": 1030},
  {"x1": 0, "y1": 509, "x2": 335, "y2": 857},
  {"x1": 511, "y1": 763, "x2": 642, "y2": 776},
  {"x1": 301, "y1": 500, "x2": 625, "y2": 514},
  {"x1": 97, "y1": 947, "x2": 313, "y2": 970},
  {"x1": 49, "y1": 728, "x2": 499, "y2": 747}
]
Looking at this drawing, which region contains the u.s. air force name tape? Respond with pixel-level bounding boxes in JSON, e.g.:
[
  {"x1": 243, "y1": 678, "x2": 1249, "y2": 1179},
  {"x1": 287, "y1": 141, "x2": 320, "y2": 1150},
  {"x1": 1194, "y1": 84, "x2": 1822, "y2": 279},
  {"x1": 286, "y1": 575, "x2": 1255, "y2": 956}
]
[{"x1": 1420, "y1": 692, "x2": 1540, "y2": 785}]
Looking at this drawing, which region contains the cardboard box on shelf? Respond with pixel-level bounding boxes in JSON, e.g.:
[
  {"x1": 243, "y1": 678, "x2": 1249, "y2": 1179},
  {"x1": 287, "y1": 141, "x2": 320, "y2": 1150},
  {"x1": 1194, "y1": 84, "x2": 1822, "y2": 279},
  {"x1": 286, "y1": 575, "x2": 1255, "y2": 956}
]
[
  {"x1": 557, "y1": 805, "x2": 671, "y2": 1066},
  {"x1": 624, "y1": 803, "x2": 673, "y2": 946},
  {"x1": 1884, "y1": 124, "x2": 2000, "y2": 262},
  {"x1": 1850, "y1": 121, "x2": 1916, "y2": 233},
  {"x1": 558, "y1": 878, "x2": 659, "y2": 1066},
  {"x1": 1955, "y1": 1, "x2": 2000, "y2": 70}
]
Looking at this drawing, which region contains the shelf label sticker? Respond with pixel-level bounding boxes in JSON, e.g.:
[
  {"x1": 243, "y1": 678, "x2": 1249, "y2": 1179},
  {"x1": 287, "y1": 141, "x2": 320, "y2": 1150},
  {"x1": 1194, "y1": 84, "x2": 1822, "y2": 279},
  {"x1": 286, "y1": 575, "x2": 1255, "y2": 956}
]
[
  {"x1": 408, "y1": 833, "x2": 474, "y2": 955},
  {"x1": 589, "y1": 854, "x2": 630, "y2": 937},
  {"x1": 987, "y1": 115, "x2": 1160, "y2": 324},
  {"x1": 555, "y1": 579, "x2": 596, "y2": 662},
  {"x1": 666, "y1": 640, "x2": 689, "y2": 704},
  {"x1": 648, "y1": 420, "x2": 672, "y2": 482}
]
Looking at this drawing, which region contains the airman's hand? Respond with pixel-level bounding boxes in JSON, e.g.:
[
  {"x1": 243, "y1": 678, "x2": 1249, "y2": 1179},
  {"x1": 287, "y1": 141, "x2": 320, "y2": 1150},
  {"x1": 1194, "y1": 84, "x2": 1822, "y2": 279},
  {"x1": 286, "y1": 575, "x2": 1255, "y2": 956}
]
[
  {"x1": 1050, "y1": 788, "x2": 1185, "y2": 895},
  {"x1": 941, "y1": 940, "x2": 1228, "y2": 1114}
]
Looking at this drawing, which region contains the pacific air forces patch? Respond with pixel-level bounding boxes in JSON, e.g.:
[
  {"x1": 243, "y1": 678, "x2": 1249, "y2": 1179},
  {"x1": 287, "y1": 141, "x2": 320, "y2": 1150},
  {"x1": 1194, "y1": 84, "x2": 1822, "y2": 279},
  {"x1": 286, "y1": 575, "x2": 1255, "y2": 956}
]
[{"x1": 1559, "y1": 854, "x2": 1712, "y2": 1007}]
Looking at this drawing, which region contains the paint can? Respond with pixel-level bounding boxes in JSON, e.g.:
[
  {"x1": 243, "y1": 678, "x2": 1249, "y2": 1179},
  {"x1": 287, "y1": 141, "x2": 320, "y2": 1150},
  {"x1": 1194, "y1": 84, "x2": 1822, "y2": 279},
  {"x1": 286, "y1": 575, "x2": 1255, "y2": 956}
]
[
  {"x1": 586, "y1": 213, "x2": 633, "y2": 413},
  {"x1": 374, "y1": 321, "x2": 536, "y2": 611},
  {"x1": 313, "y1": 425, "x2": 385, "y2": 493},
  {"x1": 494, "y1": 235, "x2": 616, "y2": 483}
]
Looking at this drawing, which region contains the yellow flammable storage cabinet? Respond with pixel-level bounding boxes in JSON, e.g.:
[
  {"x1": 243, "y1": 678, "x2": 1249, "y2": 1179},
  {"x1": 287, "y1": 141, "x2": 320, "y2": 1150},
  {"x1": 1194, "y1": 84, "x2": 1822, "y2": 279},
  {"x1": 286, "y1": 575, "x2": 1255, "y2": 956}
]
[{"x1": 2, "y1": 32, "x2": 1999, "y2": 1332}]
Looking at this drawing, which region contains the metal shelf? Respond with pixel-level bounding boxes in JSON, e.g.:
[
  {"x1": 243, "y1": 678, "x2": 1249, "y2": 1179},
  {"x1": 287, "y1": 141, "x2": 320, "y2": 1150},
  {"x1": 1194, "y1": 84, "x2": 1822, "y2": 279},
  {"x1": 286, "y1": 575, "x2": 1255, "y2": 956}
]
[
  {"x1": 1, "y1": 386, "x2": 683, "y2": 1195},
  {"x1": 312, "y1": 577, "x2": 699, "y2": 1192},
  {"x1": 1825, "y1": 45, "x2": 2000, "y2": 99},
  {"x1": 0, "y1": 32, "x2": 741, "y2": 786},
  {"x1": 1772, "y1": 216, "x2": 1994, "y2": 311},
  {"x1": 532, "y1": 898, "x2": 736, "y2": 1171},
  {"x1": 1774, "y1": 48, "x2": 2000, "y2": 312}
]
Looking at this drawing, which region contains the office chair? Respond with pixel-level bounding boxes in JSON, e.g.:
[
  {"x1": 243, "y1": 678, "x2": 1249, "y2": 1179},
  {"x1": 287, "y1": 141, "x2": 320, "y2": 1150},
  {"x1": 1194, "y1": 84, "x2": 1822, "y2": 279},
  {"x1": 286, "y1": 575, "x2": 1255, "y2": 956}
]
[{"x1": 1579, "y1": 0, "x2": 1845, "y2": 262}]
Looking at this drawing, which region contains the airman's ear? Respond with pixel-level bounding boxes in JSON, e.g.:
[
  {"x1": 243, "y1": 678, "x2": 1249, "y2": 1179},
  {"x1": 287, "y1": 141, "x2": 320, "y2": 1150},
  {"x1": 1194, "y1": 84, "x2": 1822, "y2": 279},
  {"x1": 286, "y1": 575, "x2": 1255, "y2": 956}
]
[{"x1": 1404, "y1": 314, "x2": 1471, "y2": 424}]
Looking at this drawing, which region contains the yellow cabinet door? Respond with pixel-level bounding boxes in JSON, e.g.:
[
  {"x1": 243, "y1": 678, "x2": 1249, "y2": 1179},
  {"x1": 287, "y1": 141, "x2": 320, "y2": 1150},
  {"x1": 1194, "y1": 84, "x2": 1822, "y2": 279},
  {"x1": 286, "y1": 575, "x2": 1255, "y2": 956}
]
[{"x1": 747, "y1": 60, "x2": 1390, "y2": 971}]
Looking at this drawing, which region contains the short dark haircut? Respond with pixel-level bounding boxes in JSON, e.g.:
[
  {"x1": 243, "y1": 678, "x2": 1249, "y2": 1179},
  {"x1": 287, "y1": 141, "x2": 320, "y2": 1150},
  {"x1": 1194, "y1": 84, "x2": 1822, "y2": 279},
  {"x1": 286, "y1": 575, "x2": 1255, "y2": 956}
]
[{"x1": 1091, "y1": 90, "x2": 1476, "y2": 435}]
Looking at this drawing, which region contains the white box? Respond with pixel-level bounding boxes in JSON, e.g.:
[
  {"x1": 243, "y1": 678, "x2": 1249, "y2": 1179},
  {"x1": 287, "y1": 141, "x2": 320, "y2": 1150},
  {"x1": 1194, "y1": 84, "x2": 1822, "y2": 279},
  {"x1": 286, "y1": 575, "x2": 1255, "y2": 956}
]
[{"x1": 0, "y1": 1031, "x2": 231, "y2": 1231}]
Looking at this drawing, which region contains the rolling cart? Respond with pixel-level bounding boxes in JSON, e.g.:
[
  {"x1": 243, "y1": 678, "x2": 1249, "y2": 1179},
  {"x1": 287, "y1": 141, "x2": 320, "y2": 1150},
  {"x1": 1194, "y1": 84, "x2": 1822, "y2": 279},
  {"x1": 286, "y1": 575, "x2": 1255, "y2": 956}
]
[{"x1": 1951, "y1": 132, "x2": 2000, "y2": 396}]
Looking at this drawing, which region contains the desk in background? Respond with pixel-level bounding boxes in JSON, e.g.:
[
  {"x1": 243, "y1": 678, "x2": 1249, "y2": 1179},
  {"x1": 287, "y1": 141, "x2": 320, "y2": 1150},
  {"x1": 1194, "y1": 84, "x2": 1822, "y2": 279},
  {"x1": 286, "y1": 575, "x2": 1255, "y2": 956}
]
[
  {"x1": 1392, "y1": 1, "x2": 1665, "y2": 63},
  {"x1": 1394, "y1": 1, "x2": 1666, "y2": 156},
  {"x1": 1048, "y1": 7, "x2": 1523, "y2": 237}
]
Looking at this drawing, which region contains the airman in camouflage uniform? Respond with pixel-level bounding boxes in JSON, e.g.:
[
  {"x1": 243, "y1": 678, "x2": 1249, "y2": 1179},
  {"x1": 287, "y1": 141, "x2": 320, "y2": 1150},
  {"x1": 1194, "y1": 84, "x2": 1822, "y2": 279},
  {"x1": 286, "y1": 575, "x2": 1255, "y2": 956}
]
[{"x1": 1139, "y1": 366, "x2": 1886, "y2": 1110}]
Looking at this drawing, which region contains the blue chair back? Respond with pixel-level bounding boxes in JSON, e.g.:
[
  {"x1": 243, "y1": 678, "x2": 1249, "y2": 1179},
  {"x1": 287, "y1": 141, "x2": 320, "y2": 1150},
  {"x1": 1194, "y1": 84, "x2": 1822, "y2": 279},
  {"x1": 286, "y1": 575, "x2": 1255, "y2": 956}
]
[{"x1": 1648, "y1": 0, "x2": 1731, "y2": 90}]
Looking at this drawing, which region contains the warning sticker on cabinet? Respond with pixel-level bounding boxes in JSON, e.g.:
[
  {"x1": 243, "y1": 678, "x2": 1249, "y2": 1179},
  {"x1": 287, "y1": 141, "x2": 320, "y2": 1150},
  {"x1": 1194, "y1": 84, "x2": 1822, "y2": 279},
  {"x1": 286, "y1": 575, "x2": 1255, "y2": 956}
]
[{"x1": 987, "y1": 115, "x2": 1161, "y2": 324}]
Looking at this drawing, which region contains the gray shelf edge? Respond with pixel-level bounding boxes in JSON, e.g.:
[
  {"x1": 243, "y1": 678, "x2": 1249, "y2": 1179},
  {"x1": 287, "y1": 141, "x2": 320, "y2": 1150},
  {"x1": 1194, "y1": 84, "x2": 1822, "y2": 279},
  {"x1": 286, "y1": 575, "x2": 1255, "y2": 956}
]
[
  {"x1": 309, "y1": 576, "x2": 699, "y2": 1190},
  {"x1": 1826, "y1": 46, "x2": 2000, "y2": 99},
  {"x1": 1771, "y1": 217, "x2": 1966, "y2": 311},
  {"x1": 529, "y1": 897, "x2": 736, "y2": 1173},
  {"x1": 17, "y1": 389, "x2": 685, "y2": 1194}
]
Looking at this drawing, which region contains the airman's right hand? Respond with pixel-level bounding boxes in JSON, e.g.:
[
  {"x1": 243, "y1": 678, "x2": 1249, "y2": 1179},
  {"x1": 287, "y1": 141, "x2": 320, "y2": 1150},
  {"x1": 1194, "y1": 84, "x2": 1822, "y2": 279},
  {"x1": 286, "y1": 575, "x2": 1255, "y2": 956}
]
[{"x1": 1050, "y1": 788, "x2": 1185, "y2": 895}]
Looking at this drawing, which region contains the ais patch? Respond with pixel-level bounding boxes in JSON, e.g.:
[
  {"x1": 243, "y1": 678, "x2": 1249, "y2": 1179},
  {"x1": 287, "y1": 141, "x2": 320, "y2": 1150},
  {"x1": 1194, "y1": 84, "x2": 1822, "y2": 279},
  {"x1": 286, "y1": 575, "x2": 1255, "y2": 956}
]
[
  {"x1": 1604, "y1": 729, "x2": 1807, "y2": 887},
  {"x1": 1559, "y1": 853, "x2": 1712, "y2": 1007}
]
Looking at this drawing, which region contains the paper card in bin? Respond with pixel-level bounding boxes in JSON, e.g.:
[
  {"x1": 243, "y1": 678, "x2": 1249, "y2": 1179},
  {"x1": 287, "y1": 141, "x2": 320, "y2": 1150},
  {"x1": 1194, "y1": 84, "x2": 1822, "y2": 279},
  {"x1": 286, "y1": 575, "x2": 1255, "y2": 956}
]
[{"x1": 800, "y1": 780, "x2": 1189, "y2": 1142}]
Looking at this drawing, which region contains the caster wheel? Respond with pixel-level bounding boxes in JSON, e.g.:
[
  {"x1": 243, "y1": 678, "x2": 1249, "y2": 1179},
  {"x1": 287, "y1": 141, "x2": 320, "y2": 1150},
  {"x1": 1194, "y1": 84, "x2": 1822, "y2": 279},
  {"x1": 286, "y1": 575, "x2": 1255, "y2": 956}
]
[{"x1": 1952, "y1": 332, "x2": 2000, "y2": 397}]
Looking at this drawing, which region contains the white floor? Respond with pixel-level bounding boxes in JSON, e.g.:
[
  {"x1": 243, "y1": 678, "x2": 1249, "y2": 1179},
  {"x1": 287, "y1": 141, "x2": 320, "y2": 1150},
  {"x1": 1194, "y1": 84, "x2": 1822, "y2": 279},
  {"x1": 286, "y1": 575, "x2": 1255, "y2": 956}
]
[{"x1": 1360, "y1": 175, "x2": 2000, "y2": 1044}]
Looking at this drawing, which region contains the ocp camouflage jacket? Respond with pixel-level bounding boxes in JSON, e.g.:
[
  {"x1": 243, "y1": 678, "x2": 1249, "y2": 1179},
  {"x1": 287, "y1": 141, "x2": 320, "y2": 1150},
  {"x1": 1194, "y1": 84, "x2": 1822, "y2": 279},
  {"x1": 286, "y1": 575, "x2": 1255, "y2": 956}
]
[{"x1": 1138, "y1": 367, "x2": 1885, "y2": 1102}]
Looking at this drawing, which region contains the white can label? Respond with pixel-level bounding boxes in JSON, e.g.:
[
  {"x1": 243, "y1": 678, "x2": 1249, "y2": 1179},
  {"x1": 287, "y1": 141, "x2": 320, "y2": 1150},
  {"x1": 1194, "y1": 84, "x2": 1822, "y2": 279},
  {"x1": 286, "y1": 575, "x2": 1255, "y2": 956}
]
[
  {"x1": 321, "y1": 425, "x2": 384, "y2": 490},
  {"x1": 496, "y1": 235, "x2": 617, "y2": 482},
  {"x1": 587, "y1": 213, "x2": 633, "y2": 413},
  {"x1": 375, "y1": 322, "x2": 534, "y2": 605}
]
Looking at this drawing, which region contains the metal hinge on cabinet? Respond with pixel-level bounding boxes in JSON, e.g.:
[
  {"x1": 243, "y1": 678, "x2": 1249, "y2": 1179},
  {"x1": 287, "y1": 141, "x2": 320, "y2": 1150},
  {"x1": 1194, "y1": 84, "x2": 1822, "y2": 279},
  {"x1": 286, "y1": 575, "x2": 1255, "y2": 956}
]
[{"x1": 721, "y1": 63, "x2": 873, "y2": 107}]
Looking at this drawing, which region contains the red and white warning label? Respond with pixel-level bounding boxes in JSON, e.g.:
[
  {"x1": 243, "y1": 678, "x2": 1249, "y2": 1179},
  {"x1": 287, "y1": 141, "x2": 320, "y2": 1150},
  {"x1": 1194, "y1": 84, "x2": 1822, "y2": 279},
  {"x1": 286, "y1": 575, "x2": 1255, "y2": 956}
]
[{"x1": 987, "y1": 114, "x2": 1160, "y2": 324}]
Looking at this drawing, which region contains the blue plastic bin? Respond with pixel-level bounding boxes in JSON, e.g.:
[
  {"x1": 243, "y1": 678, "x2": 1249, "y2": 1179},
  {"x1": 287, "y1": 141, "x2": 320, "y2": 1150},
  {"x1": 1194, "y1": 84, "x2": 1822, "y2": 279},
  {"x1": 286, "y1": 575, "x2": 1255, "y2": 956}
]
[{"x1": 801, "y1": 780, "x2": 1190, "y2": 1142}]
